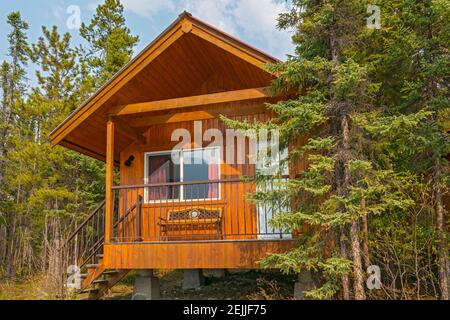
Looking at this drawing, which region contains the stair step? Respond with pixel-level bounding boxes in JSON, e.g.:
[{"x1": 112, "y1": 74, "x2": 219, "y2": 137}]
[
  {"x1": 80, "y1": 273, "x2": 87, "y2": 278},
  {"x1": 96, "y1": 254, "x2": 104, "y2": 259},
  {"x1": 86, "y1": 264, "x2": 99, "y2": 269},
  {"x1": 93, "y1": 279, "x2": 109, "y2": 285},
  {"x1": 103, "y1": 270, "x2": 119, "y2": 276},
  {"x1": 80, "y1": 288, "x2": 99, "y2": 294}
]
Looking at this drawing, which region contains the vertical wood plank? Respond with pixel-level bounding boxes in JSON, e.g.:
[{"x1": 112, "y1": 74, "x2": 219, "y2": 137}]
[{"x1": 105, "y1": 119, "x2": 115, "y2": 243}]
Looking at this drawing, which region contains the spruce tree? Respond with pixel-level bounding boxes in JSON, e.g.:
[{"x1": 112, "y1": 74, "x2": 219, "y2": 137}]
[
  {"x1": 224, "y1": 0, "x2": 415, "y2": 299},
  {"x1": 0, "y1": 11, "x2": 29, "y2": 194},
  {"x1": 358, "y1": 0, "x2": 449, "y2": 299},
  {"x1": 80, "y1": 0, "x2": 139, "y2": 88},
  {"x1": 30, "y1": 26, "x2": 80, "y2": 129},
  {"x1": 0, "y1": 11, "x2": 30, "y2": 277}
]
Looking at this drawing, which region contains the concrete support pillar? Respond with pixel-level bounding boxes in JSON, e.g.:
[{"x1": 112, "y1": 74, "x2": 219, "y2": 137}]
[
  {"x1": 183, "y1": 269, "x2": 205, "y2": 289},
  {"x1": 294, "y1": 270, "x2": 316, "y2": 300},
  {"x1": 203, "y1": 269, "x2": 226, "y2": 278},
  {"x1": 132, "y1": 269, "x2": 161, "y2": 300}
]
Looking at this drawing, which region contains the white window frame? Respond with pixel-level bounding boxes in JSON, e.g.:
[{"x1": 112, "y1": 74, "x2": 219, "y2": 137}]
[
  {"x1": 255, "y1": 140, "x2": 292, "y2": 239},
  {"x1": 255, "y1": 140, "x2": 289, "y2": 177},
  {"x1": 144, "y1": 146, "x2": 221, "y2": 203}
]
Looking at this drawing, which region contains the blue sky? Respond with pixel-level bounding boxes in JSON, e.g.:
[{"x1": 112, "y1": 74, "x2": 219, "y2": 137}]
[{"x1": 0, "y1": 0, "x2": 295, "y2": 85}]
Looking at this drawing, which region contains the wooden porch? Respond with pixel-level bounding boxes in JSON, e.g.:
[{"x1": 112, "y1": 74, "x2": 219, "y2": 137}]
[
  {"x1": 65, "y1": 178, "x2": 295, "y2": 270},
  {"x1": 103, "y1": 241, "x2": 294, "y2": 270}
]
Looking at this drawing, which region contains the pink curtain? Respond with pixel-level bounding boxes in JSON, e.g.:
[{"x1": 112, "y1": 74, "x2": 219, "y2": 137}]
[
  {"x1": 148, "y1": 158, "x2": 168, "y2": 200},
  {"x1": 208, "y1": 162, "x2": 219, "y2": 198}
]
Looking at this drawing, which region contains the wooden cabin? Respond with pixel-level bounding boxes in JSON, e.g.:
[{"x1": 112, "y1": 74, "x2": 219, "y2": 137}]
[{"x1": 52, "y1": 12, "x2": 298, "y2": 297}]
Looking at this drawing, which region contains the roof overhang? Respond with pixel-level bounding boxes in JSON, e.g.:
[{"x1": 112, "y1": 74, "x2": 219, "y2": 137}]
[{"x1": 50, "y1": 12, "x2": 281, "y2": 162}]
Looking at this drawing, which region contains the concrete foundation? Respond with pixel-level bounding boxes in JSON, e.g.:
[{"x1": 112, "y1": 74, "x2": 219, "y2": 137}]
[
  {"x1": 226, "y1": 269, "x2": 249, "y2": 274},
  {"x1": 182, "y1": 269, "x2": 205, "y2": 290},
  {"x1": 294, "y1": 270, "x2": 316, "y2": 300},
  {"x1": 203, "y1": 269, "x2": 226, "y2": 278},
  {"x1": 132, "y1": 269, "x2": 161, "y2": 300}
]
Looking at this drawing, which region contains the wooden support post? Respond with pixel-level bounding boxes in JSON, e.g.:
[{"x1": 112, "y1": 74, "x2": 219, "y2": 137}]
[{"x1": 105, "y1": 119, "x2": 115, "y2": 243}]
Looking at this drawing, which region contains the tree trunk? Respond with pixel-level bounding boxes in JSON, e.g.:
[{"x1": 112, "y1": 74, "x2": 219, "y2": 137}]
[
  {"x1": 350, "y1": 219, "x2": 366, "y2": 299},
  {"x1": 361, "y1": 199, "x2": 370, "y2": 269},
  {"x1": 340, "y1": 227, "x2": 350, "y2": 300},
  {"x1": 341, "y1": 115, "x2": 366, "y2": 300},
  {"x1": 5, "y1": 212, "x2": 16, "y2": 278},
  {"x1": 435, "y1": 162, "x2": 449, "y2": 300}
]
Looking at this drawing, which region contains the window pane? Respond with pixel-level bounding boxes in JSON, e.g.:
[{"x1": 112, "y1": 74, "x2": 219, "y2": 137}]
[
  {"x1": 147, "y1": 154, "x2": 180, "y2": 200},
  {"x1": 256, "y1": 140, "x2": 289, "y2": 176},
  {"x1": 183, "y1": 149, "x2": 219, "y2": 199}
]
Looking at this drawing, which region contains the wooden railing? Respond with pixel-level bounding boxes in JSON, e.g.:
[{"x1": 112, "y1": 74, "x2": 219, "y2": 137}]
[
  {"x1": 111, "y1": 179, "x2": 293, "y2": 243},
  {"x1": 61, "y1": 200, "x2": 106, "y2": 270},
  {"x1": 61, "y1": 195, "x2": 143, "y2": 272},
  {"x1": 60, "y1": 178, "x2": 293, "y2": 277}
]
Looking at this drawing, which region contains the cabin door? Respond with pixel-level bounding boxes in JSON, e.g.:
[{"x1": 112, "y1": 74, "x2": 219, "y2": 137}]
[{"x1": 255, "y1": 142, "x2": 292, "y2": 240}]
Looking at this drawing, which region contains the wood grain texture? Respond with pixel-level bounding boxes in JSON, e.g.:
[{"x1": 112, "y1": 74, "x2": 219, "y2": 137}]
[
  {"x1": 103, "y1": 240, "x2": 294, "y2": 269},
  {"x1": 105, "y1": 119, "x2": 115, "y2": 243},
  {"x1": 50, "y1": 14, "x2": 278, "y2": 159},
  {"x1": 110, "y1": 87, "x2": 272, "y2": 116},
  {"x1": 117, "y1": 112, "x2": 274, "y2": 242}
]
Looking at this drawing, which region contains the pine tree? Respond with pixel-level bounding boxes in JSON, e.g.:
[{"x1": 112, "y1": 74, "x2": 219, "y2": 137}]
[
  {"x1": 0, "y1": 2, "x2": 137, "y2": 280},
  {"x1": 0, "y1": 11, "x2": 30, "y2": 278},
  {"x1": 2, "y1": 24, "x2": 102, "y2": 277},
  {"x1": 0, "y1": 11, "x2": 29, "y2": 195},
  {"x1": 80, "y1": 0, "x2": 139, "y2": 88},
  {"x1": 29, "y1": 26, "x2": 80, "y2": 130},
  {"x1": 223, "y1": 0, "x2": 419, "y2": 299},
  {"x1": 358, "y1": 0, "x2": 449, "y2": 299}
]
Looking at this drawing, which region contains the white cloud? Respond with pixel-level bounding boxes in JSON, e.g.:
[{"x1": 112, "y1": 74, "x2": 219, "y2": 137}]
[
  {"x1": 121, "y1": 0, "x2": 175, "y2": 17},
  {"x1": 52, "y1": 3, "x2": 64, "y2": 23},
  {"x1": 86, "y1": 1, "x2": 102, "y2": 12},
  {"x1": 90, "y1": 0, "x2": 295, "y2": 59},
  {"x1": 179, "y1": 0, "x2": 239, "y2": 35},
  {"x1": 179, "y1": 0, "x2": 295, "y2": 59},
  {"x1": 229, "y1": 0, "x2": 294, "y2": 58}
]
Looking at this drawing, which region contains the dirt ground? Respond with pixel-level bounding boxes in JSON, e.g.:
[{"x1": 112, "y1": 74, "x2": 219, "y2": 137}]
[{"x1": 103, "y1": 269, "x2": 296, "y2": 300}]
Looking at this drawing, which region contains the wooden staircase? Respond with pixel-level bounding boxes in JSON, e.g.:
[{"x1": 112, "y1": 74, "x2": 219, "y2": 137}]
[
  {"x1": 79, "y1": 254, "x2": 129, "y2": 300},
  {"x1": 60, "y1": 198, "x2": 142, "y2": 299}
]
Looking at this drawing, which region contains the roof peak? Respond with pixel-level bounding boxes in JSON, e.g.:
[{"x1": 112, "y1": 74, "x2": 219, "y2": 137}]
[
  {"x1": 50, "y1": 11, "x2": 279, "y2": 148},
  {"x1": 179, "y1": 11, "x2": 193, "y2": 18}
]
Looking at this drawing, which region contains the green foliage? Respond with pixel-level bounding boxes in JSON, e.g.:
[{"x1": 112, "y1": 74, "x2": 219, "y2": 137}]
[
  {"x1": 0, "y1": 0, "x2": 447, "y2": 300},
  {"x1": 0, "y1": 0, "x2": 137, "y2": 276},
  {"x1": 80, "y1": 0, "x2": 139, "y2": 87},
  {"x1": 228, "y1": 0, "x2": 449, "y2": 299}
]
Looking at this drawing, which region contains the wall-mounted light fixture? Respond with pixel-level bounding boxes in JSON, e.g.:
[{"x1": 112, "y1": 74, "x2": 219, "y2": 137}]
[{"x1": 125, "y1": 155, "x2": 135, "y2": 167}]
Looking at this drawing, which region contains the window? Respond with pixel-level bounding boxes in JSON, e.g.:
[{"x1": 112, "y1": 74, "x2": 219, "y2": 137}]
[
  {"x1": 255, "y1": 140, "x2": 288, "y2": 176},
  {"x1": 144, "y1": 147, "x2": 220, "y2": 202},
  {"x1": 145, "y1": 153, "x2": 180, "y2": 201},
  {"x1": 255, "y1": 140, "x2": 291, "y2": 239}
]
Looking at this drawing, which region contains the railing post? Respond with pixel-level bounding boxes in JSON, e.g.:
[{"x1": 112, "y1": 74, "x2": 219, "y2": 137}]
[
  {"x1": 105, "y1": 118, "x2": 115, "y2": 243},
  {"x1": 136, "y1": 195, "x2": 143, "y2": 242}
]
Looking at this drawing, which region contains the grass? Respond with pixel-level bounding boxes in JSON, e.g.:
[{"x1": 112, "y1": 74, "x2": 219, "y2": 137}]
[
  {"x1": 1, "y1": 270, "x2": 296, "y2": 300},
  {"x1": 0, "y1": 275, "x2": 61, "y2": 300}
]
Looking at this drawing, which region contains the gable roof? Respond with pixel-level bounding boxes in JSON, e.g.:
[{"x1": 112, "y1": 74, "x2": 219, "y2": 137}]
[{"x1": 50, "y1": 12, "x2": 280, "y2": 162}]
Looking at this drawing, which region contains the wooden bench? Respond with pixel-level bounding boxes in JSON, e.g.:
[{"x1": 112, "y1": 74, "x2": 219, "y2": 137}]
[{"x1": 158, "y1": 207, "x2": 223, "y2": 241}]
